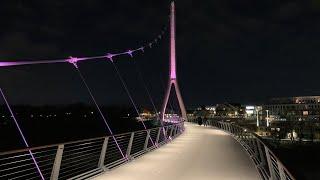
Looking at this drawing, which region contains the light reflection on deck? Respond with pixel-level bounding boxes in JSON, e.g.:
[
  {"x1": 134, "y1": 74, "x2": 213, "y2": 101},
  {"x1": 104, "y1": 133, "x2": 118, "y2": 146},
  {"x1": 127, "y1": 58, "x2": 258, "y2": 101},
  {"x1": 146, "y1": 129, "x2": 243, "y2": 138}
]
[{"x1": 94, "y1": 123, "x2": 260, "y2": 180}]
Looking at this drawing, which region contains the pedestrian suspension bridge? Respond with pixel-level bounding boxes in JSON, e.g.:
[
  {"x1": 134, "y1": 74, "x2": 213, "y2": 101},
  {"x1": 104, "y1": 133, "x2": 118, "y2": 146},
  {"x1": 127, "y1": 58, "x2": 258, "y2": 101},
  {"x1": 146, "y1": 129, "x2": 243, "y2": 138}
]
[{"x1": 0, "y1": 2, "x2": 294, "y2": 180}]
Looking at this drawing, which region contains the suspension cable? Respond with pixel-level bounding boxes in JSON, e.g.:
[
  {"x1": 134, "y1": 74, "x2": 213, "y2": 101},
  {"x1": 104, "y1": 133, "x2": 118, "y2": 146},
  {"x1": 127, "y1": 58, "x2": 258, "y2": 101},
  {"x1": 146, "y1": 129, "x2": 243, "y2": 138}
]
[
  {"x1": 72, "y1": 64, "x2": 125, "y2": 158},
  {"x1": 110, "y1": 61, "x2": 155, "y2": 146},
  {"x1": 132, "y1": 61, "x2": 168, "y2": 141},
  {"x1": 133, "y1": 60, "x2": 159, "y2": 120},
  {"x1": 0, "y1": 88, "x2": 45, "y2": 180},
  {"x1": 0, "y1": 25, "x2": 167, "y2": 68}
]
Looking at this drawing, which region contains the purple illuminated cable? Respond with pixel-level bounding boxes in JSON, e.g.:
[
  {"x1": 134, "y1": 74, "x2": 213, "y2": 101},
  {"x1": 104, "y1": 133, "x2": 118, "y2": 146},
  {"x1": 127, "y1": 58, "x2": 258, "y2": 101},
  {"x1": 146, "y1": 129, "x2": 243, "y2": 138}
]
[
  {"x1": 0, "y1": 88, "x2": 45, "y2": 180},
  {"x1": 0, "y1": 27, "x2": 167, "y2": 67},
  {"x1": 70, "y1": 64, "x2": 125, "y2": 158},
  {"x1": 110, "y1": 61, "x2": 155, "y2": 146},
  {"x1": 133, "y1": 60, "x2": 160, "y2": 121},
  {"x1": 0, "y1": 56, "x2": 100, "y2": 67},
  {"x1": 132, "y1": 60, "x2": 167, "y2": 141}
]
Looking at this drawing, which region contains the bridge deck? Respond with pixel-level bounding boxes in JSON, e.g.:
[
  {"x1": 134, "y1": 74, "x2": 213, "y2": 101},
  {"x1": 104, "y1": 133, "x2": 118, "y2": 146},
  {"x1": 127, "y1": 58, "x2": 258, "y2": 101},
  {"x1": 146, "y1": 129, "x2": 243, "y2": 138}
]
[{"x1": 94, "y1": 123, "x2": 260, "y2": 180}]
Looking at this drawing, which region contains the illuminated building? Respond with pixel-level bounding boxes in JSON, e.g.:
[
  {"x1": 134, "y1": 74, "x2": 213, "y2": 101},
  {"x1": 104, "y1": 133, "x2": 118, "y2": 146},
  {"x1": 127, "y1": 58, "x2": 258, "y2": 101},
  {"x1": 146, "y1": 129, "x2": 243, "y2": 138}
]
[{"x1": 263, "y1": 96, "x2": 320, "y2": 121}]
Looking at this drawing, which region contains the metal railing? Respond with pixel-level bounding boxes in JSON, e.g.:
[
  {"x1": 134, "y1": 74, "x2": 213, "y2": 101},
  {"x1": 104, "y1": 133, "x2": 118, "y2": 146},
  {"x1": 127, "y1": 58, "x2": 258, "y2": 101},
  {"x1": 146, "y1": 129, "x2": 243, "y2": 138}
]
[
  {"x1": 0, "y1": 123, "x2": 184, "y2": 180},
  {"x1": 191, "y1": 119, "x2": 295, "y2": 180}
]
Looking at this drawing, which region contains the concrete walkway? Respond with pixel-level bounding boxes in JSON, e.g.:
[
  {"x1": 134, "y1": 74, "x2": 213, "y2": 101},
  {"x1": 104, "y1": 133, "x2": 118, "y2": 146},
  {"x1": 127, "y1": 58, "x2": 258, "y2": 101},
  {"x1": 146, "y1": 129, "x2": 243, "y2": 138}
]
[{"x1": 94, "y1": 123, "x2": 261, "y2": 180}]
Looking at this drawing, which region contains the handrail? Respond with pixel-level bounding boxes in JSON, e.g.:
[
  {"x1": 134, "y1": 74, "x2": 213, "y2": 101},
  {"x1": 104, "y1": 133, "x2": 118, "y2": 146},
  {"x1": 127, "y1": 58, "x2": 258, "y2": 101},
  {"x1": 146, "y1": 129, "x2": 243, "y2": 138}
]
[
  {"x1": 0, "y1": 124, "x2": 177, "y2": 156},
  {"x1": 190, "y1": 119, "x2": 295, "y2": 180},
  {"x1": 0, "y1": 122, "x2": 184, "y2": 180},
  {"x1": 251, "y1": 133, "x2": 295, "y2": 180}
]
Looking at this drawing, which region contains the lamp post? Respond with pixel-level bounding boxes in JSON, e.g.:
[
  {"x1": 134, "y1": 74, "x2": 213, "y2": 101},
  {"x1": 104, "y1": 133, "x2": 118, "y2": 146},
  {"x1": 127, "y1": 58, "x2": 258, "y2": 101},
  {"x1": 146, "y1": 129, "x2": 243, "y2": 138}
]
[
  {"x1": 266, "y1": 110, "x2": 270, "y2": 127},
  {"x1": 256, "y1": 108, "x2": 259, "y2": 127}
]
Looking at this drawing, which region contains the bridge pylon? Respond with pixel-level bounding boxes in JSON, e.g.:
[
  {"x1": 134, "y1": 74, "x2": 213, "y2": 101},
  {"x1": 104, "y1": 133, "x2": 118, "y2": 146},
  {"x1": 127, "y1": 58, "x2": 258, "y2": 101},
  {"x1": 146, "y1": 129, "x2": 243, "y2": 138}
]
[{"x1": 161, "y1": 1, "x2": 187, "y2": 122}]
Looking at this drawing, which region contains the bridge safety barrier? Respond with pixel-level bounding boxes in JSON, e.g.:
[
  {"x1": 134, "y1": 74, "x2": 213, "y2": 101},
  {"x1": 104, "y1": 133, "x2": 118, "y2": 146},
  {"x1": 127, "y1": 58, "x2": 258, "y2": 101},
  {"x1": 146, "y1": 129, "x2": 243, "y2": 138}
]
[
  {"x1": 190, "y1": 119, "x2": 295, "y2": 180},
  {"x1": 0, "y1": 123, "x2": 184, "y2": 180}
]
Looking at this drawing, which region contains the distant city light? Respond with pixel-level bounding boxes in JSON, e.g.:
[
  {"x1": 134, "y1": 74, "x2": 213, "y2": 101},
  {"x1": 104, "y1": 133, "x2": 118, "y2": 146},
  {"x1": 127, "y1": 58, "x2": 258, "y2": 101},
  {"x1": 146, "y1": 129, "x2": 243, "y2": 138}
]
[{"x1": 246, "y1": 106, "x2": 254, "y2": 110}]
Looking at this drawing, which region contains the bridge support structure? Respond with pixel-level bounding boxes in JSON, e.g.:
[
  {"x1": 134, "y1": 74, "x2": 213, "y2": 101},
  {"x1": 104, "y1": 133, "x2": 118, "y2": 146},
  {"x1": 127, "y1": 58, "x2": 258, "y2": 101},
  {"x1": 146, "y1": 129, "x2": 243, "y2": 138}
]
[{"x1": 161, "y1": 1, "x2": 187, "y2": 122}]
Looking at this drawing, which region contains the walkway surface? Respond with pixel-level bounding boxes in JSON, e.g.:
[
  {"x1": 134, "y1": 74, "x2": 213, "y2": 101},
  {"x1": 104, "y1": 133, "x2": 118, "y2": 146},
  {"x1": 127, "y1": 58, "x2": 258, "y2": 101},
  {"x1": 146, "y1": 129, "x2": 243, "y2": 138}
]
[{"x1": 94, "y1": 123, "x2": 261, "y2": 180}]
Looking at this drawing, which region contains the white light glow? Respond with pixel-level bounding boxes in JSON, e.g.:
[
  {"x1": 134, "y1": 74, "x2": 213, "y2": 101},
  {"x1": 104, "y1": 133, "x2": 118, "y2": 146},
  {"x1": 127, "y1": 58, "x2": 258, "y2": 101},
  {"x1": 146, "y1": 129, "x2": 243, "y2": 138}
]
[{"x1": 94, "y1": 123, "x2": 260, "y2": 180}]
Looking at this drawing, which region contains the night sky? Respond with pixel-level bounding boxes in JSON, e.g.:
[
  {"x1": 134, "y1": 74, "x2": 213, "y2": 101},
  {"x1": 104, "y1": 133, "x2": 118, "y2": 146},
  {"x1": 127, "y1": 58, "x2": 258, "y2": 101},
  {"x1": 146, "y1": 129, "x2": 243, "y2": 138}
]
[{"x1": 0, "y1": 0, "x2": 320, "y2": 108}]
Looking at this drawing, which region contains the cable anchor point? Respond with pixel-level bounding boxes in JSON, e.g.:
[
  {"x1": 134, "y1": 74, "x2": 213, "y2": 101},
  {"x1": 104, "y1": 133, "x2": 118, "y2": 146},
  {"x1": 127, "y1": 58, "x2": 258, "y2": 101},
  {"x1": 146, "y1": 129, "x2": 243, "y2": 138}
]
[
  {"x1": 67, "y1": 56, "x2": 79, "y2": 68},
  {"x1": 106, "y1": 53, "x2": 114, "y2": 62},
  {"x1": 127, "y1": 50, "x2": 134, "y2": 58},
  {"x1": 139, "y1": 47, "x2": 145, "y2": 53}
]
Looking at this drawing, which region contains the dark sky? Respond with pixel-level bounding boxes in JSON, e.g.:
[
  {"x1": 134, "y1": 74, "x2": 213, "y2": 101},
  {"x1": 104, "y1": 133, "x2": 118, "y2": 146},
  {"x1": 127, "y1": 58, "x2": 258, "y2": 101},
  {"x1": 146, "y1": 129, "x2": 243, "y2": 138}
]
[{"x1": 0, "y1": 0, "x2": 320, "y2": 108}]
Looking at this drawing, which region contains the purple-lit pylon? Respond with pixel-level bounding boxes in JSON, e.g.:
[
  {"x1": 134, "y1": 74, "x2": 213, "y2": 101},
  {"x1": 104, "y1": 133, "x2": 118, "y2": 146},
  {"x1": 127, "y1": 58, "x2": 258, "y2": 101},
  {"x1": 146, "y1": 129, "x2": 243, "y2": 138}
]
[{"x1": 161, "y1": 1, "x2": 187, "y2": 122}]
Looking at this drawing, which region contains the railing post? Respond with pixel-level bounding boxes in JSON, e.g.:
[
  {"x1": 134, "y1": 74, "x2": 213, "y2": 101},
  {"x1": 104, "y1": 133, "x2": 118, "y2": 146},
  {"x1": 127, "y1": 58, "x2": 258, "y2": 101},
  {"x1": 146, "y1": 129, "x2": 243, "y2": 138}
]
[
  {"x1": 277, "y1": 161, "x2": 286, "y2": 180},
  {"x1": 126, "y1": 132, "x2": 134, "y2": 159},
  {"x1": 174, "y1": 125, "x2": 178, "y2": 136},
  {"x1": 256, "y1": 139, "x2": 266, "y2": 167},
  {"x1": 144, "y1": 130, "x2": 151, "y2": 150},
  {"x1": 172, "y1": 125, "x2": 176, "y2": 137},
  {"x1": 165, "y1": 126, "x2": 169, "y2": 138},
  {"x1": 252, "y1": 136, "x2": 259, "y2": 158},
  {"x1": 176, "y1": 125, "x2": 180, "y2": 135},
  {"x1": 98, "y1": 137, "x2": 109, "y2": 169},
  {"x1": 156, "y1": 127, "x2": 161, "y2": 145},
  {"x1": 248, "y1": 134, "x2": 254, "y2": 150},
  {"x1": 237, "y1": 127, "x2": 242, "y2": 137},
  {"x1": 50, "y1": 144, "x2": 64, "y2": 180},
  {"x1": 264, "y1": 146, "x2": 276, "y2": 179},
  {"x1": 169, "y1": 125, "x2": 174, "y2": 137}
]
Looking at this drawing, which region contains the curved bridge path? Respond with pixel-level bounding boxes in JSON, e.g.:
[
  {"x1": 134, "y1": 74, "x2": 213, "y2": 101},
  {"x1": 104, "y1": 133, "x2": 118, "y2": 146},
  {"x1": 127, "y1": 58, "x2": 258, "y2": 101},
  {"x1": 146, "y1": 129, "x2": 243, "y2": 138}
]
[{"x1": 94, "y1": 123, "x2": 260, "y2": 180}]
